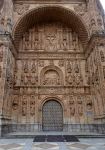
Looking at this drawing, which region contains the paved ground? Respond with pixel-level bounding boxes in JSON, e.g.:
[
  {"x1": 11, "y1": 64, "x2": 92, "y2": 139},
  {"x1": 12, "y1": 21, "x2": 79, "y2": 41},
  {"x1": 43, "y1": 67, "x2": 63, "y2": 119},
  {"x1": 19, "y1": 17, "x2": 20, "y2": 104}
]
[
  {"x1": 0, "y1": 132, "x2": 105, "y2": 150},
  {"x1": 0, "y1": 138, "x2": 105, "y2": 150}
]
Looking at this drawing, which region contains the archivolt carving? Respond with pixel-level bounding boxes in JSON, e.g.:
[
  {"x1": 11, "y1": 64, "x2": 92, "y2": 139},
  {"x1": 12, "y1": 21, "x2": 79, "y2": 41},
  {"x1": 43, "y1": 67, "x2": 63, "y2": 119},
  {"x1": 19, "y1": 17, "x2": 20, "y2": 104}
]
[{"x1": 40, "y1": 65, "x2": 63, "y2": 86}]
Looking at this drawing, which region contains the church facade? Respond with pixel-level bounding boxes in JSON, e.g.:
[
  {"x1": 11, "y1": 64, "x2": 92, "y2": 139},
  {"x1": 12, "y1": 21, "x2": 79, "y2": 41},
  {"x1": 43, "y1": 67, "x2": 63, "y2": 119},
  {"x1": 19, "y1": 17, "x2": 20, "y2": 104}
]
[{"x1": 0, "y1": 0, "x2": 105, "y2": 137}]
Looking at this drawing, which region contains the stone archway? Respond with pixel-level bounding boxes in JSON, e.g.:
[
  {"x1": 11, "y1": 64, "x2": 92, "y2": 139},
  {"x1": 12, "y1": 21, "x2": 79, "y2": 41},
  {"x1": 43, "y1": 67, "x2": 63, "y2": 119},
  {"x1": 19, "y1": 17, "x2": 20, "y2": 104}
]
[{"x1": 42, "y1": 100, "x2": 63, "y2": 131}]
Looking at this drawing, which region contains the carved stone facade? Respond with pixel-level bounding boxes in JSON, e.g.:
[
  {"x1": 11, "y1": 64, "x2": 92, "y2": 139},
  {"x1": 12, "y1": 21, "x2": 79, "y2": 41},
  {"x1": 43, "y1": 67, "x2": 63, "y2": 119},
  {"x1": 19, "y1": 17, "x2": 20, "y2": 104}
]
[{"x1": 0, "y1": 0, "x2": 105, "y2": 137}]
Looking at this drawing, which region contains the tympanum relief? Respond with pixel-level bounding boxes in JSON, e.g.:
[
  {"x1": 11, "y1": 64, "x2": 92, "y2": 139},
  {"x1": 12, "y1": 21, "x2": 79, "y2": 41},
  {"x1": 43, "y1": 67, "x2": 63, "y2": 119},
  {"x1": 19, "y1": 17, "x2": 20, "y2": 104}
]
[{"x1": 19, "y1": 23, "x2": 83, "y2": 52}]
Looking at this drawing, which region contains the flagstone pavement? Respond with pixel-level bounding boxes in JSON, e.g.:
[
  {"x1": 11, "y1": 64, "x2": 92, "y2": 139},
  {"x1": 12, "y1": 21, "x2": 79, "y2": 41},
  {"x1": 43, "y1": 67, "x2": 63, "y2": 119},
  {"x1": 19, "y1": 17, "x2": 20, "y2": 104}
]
[
  {"x1": 0, "y1": 138, "x2": 105, "y2": 150},
  {"x1": 0, "y1": 132, "x2": 105, "y2": 150}
]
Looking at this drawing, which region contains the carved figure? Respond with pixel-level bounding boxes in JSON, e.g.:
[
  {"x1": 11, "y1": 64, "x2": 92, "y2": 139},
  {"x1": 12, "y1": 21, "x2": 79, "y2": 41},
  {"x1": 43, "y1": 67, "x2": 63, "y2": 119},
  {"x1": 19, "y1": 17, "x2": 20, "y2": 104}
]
[
  {"x1": 78, "y1": 101, "x2": 83, "y2": 116},
  {"x1": 0, "y1": 66, "x2": 2, "y2": 78},
  {"x1": 24, "y1": 60, "x2": 29, "y2": 73},
  {"x1": 74, "y1": 63, "x2": 79, "y2": 73},
  {"x1": 31, "y1": 76, "x2": 36, "y2": 85},
  {"x1": 31, "y1": 61, "x2": 36, "y2": 73},
  {"x1": 30, "y1": 101, "x2": 35, "y2": 116},
  {"x1": 70, "y1": 101, "x2": 75, "y2": 116},
  {"x1": 67, "y1": 62, "x2": 72, "y2": 73},
  {"x1": 12, "y1": 98, "x2": 18, "y2": 110},
  {"x1": 87, "y1": 100, "x2": 92, "y2": 110},
  {"x1": 100, "y1": 50, "x2": 105, "y2": 62},
  {"x1": 58, "y1": 60, "x2": 64, "y2": 67},
  {"x1": 24, "y1": 75, "x2": 28, "y2": 85},
  {"x1": 22, "y1": 101, "x2": 27, "y2": 116}
]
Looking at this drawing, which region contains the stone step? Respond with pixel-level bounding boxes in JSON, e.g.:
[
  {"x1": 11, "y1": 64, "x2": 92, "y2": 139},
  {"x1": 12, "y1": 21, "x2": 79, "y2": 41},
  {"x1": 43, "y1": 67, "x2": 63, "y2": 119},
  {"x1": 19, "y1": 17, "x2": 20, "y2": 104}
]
[{"x1": 2, "y1": 134, "x2": 105, "y2": 139}]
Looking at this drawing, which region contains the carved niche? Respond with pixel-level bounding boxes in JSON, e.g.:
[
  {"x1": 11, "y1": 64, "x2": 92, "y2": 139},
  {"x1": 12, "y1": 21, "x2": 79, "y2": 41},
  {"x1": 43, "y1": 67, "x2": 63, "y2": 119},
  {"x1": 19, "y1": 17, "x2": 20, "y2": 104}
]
[
  {"x1": 86, "y1": 100, "x2": 92, "y2": 110},
  {"x1": 77, "y1": 96, "x2": 83, "y2": 116},
  {"x1": 70, "y1": 97, "x2": 75, "y2": 116},
  {"x1": 30, "y1": 101, "x2": 35, "y2": 116},
  {"x1": 14, "y1": 4, "x2": 29, "y2": 15},
  {"x1": 40, "y1": 66, "x2": 63, "y2": 86},
  {"x1": 12, "y1": 97, "x2": 18, "y2": 110},
  {"x1": 20, "y1": 22, "x2": 83, "y2": 52},
  {"x1": 22, "y1": 101, "x2": 27, "y2": 116}
]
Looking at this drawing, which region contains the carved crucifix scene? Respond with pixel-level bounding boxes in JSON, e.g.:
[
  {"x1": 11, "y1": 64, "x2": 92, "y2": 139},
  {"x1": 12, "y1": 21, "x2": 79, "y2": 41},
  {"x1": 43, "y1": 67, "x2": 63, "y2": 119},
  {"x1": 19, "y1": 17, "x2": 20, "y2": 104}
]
[{"x1": 19, "y1": 23, "x2": 83, "y2": 52}]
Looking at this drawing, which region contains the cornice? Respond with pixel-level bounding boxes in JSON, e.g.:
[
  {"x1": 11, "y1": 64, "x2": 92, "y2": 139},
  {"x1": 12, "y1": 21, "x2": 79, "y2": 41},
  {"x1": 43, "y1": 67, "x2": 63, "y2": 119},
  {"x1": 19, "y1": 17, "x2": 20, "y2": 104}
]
[{"x1": 84, "y1": 32, "x2": 105, "y2": 59}]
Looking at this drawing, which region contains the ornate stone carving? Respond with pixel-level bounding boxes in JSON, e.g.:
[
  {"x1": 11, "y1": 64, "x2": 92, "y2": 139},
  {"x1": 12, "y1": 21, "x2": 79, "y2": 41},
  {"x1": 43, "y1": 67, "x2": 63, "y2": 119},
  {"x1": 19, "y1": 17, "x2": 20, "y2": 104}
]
[
  {"x1": 24, "y1": 60, "x2": 29, "y2": 73},
  {"x1": 30, "y1": 101, "x2": 35, "y2": 116},
  {"x1": 14, "y1": 4, "x2": 29, "y2": 15},
  {"x1": 86, "y1": 100, "x2": 92, "y2": 110},
  {"x1": 20, "y1": 23, "x2": 83, "y2": 52},
  {"x1": 31, "y1": 60, "x2": 36, "y2": 73},
  {"x1": 100, "y1": 50, "x2": 105, "y2": 62},
  {"x1": 39, "y1": 60, "x2": 44, "y2": 67},
  {"x1": 12, "y1": 97, "x2": 18, "y2": 110},
  {"x1": 77, "y1": 97, "x2": 83, "y2": 116},
  {"x1": 40, "y1": 66, "x2": 63, "y2": 86},
  {"x1": 43, "y1": 70, "x2": 60, "y2": 85},
  {"x1": 74, "y1": 61, "x2": 79, "y2": 73},
  {"x1": 22, "y1": 101, "x2": 27, "y2": 116},
  {"x1": 58, "y1": 60, "x2": 64, "y2": 67},
  {"x1": 70, "y1": 100, "x2": 75, "y2": 116},
  {"x1": 74, "y1": 4, "x2": 87, "y2": 16},
  {"x1": 67, "y1": 61, "x2": 72, "y2": 73}
]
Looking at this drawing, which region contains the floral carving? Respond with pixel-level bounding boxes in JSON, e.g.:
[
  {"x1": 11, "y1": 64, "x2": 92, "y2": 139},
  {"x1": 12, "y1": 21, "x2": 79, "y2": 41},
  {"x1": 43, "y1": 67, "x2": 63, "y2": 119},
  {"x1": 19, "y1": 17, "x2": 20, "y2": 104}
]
[
  {"x1": 74, "y1": 4, "x2": 87, "y2": 16},
  {"x1": 14, "y1": 4, "x2": 29, "y2": 15}
]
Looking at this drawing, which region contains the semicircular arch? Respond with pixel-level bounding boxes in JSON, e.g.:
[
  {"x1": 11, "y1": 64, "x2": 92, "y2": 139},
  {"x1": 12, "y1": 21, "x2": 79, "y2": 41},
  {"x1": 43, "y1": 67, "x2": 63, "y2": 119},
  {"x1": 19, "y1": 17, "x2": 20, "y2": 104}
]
[
  {"x1": 40, "y1": 65, "x2": 63, "y2": 86},
  {"x1": 12, "y1": 5, "x2": 89, "y2": 50}
]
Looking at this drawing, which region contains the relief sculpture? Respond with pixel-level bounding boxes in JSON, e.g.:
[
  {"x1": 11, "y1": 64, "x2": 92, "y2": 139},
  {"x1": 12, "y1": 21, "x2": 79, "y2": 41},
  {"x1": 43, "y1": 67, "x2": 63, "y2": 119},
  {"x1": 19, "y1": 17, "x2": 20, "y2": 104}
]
[{"x1": 20, "y1": 23, "x2": 83, "y2": 52}]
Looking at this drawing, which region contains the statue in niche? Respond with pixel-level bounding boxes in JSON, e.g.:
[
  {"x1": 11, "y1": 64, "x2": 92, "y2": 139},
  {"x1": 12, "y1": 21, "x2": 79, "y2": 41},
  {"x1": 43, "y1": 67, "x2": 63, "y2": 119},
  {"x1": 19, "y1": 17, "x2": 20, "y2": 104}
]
[
  {"x1": 12, "y1": 97, "x2": 18, "y2": 110},
  {"x1": 21, "y1": 74, "x2": 24, "y2": 83},
  {"x1": 76, "y1": 75, "x2": 80, "y2": 85},
  {"x1": 24, "y1": 60, "x2": 29, "y2": 73},
  {"x1": 30, "y1": 101, "x2": 35, "y2": 116},
  {"x1": 87, "y1": 100, "x2": 92, "y2": 110},
  {"x1": 31, "y1": 61, "x2": 36, "y2": 73},
  {"x1": 72, "y1": 32, "x2": 78, "y2": 51},
  {"x1": 70, "y1": 101, "x2": 75, "y2": 116},
  {"x1": 31, "y1": 75, "x2": 36, "y2": 85},
  {"x1": 66, "y1": 75, "x2": 73, "y2": 85},
  {"x1": 63, "y1": 39, "x2": 67, "y2": 50},
  {"x1": 24, "y1": 75, "x2": 28, "y2": 85},
  {"x1": 22, "y1": 101, "x2": 27, "y2": 116},
  {"x1": 23, "y1": 32, "x2": 30, "y2": 50},
  {"x1": 67, "y1": 62, "x2": 72, "y2": 73},
  {"x1": 74, "y1": 62, "x2": 79, "y2": 73},
  {"x1": 78, "y1": 101, "x2": 83, "y2": 116},
  {"x1": 33, "y1": 39, "x2": 38, "y2": 50}
]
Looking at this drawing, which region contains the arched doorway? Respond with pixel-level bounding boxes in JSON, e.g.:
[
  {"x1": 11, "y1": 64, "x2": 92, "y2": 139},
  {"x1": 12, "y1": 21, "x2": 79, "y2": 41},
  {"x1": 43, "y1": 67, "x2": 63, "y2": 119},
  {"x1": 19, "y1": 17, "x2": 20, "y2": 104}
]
[{"x1": 42, "y1": 100, "x2": 63, "y2": 131}]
